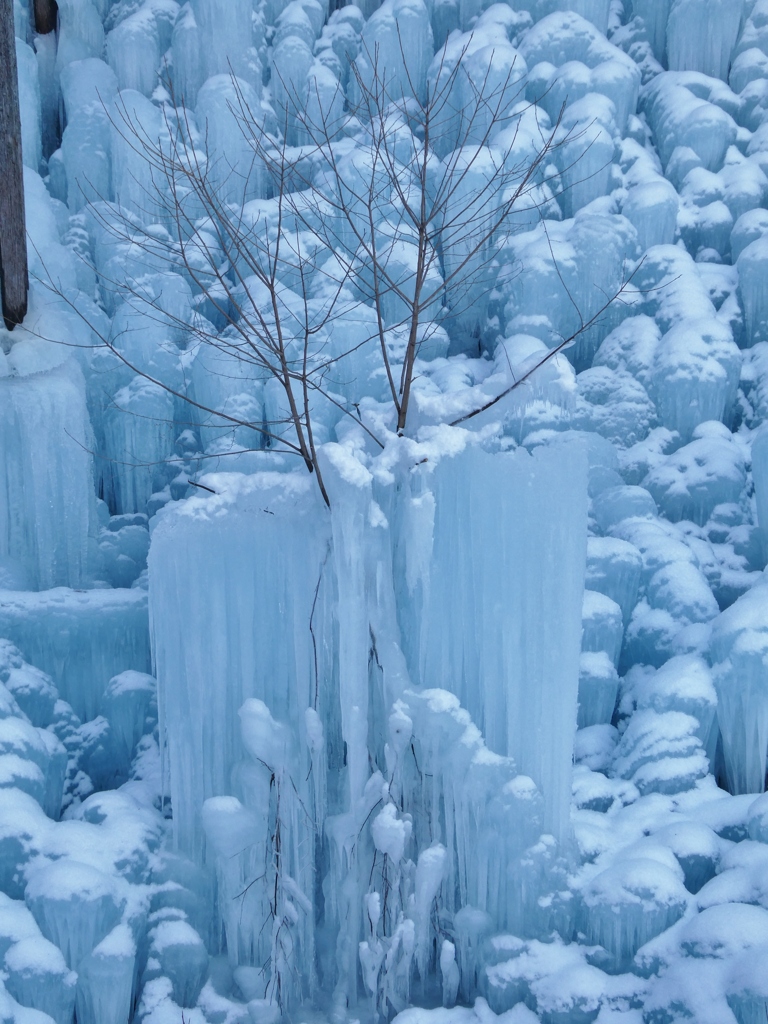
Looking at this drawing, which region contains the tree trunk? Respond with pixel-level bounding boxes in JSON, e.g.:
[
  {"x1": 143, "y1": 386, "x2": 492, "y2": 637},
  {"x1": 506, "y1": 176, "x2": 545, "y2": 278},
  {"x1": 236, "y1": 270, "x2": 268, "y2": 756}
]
[
  {"x1": 0, "y1": 0, "x2": 28, "y2": 330},
  {"x1": 33, "y1": 0, "x2": 57, "y2": 35}
]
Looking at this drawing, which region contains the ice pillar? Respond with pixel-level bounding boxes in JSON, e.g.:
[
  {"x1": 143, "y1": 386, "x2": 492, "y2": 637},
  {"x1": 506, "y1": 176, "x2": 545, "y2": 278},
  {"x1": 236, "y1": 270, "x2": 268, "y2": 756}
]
[
  {"x1": 0, "y1": 357, "x2": 96, "y2": 591},
  {"x1": 413, "y1": 440, "x2": 588, "y2": 841},
  {"x1": 149, "y1": 471, "x2": 331, "y2": 855}
]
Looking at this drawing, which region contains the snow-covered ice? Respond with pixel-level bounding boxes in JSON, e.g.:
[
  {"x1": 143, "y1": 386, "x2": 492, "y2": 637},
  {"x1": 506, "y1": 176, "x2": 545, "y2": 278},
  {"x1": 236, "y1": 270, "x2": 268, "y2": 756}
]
[{"x1": 5, "y1": 0, "x2": 768, "y2": 1021}]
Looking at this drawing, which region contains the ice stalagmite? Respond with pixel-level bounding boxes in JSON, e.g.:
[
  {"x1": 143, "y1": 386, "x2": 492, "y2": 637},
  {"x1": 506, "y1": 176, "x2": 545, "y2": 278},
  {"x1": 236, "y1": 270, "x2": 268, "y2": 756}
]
[
  {"x1": 100, "y1": 671, "x2": 156, "y2": 783},
  {"x1": 59, "y1": 57, "x2": 116, "y2": 211},
  {"x1": 200, "y1": 703, "x2": 321, "y2": 1008},
  {"x1": 109, "y1": 91, "x2": 164, "y2": 225},
  {"x1": 106, "y1": 8, "x2": 164, "y2": 96}
]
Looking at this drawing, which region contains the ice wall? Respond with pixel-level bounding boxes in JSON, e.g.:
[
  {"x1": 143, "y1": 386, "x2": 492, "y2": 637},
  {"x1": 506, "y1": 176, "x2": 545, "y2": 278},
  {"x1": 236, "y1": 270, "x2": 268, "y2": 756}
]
[
  {"x1": 149, "y1": 453, "x2": 559, "y2": 1007},
  {"x1": 0, "y1": 588, "x2": 150, "y2": 721},
  {"x1": 0, "y1": 352, "x2": 96, "y2": 592},
  {"x1": 666, "y1": 0, "x2": 743, "y2": 81},
  {"x1": 149, "y1": 470, "x2": 331, "y2": 854},
  {"x1": 709, "y1": 581, "x2": 768, "y2": 794},
  {"x1": 151, "y1": 436, "x2": 587, "y2": 857},
  {"x1": 408, "y1": 437, "x2": 588, "y2": 840},
  {"x1": 102, "y1": 378, "x2": 176, "y2": 515}
]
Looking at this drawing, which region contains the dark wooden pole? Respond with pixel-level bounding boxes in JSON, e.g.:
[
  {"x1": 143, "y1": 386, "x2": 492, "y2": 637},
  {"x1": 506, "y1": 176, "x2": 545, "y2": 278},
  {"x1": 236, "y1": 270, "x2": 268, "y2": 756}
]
[
  {"x1": 0, "y1": 0, "x2": 28, "y2": 330},
  {"x1": 33, "y1": 0, "x2": 57, "y2": 35}
]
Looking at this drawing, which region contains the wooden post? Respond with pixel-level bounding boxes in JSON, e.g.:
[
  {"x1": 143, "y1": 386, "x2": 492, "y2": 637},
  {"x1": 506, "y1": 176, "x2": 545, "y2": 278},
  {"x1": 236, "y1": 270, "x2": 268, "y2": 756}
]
[
  {"x1": 33, "y1": 0, "x2": 57, "y2": 35},
  {"x1": 0, "y1": 0, "x2": 28, "y2": 330}
]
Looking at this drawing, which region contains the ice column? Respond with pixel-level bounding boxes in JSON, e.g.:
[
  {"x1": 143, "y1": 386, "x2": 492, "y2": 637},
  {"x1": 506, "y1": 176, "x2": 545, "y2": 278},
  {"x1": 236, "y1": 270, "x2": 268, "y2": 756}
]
[
  {"x1": 170, "y1": 3, "x2": 203, "y2": 105},
  {"x1": 207, "y1": 700, "x2": 316, "y2": 1009},
  {"x1": 753, "y1": 425, "x2": 768, "y2": 548},
  {"x1": 709, "y1": 581, "x2": 768, "y2": 794},
  {"x1": 16, "y1": 39, "x2": 41, "y2": 172},
  {"x1": 412, "y1": 438, "x2": 588, "y2": 840},
  {"x1": 0, "y1": 356, "x2": 96, "y2": 591},
  {"x1": 75, "y1": 924, "x2": 136, "y2": 1024},
  {"x1": 196, "y1": 76, "x2": 264, "y2": 206},
  {"x1": 149, "y1": 471, "x2": 331, "y2": 855},
  {"x1": 0, "y1": 589, "x2": 151, "y2": 722},
  {"x1": 629, "y1": 0, "x2": 671, "y2": 64},
  {"x1": 399, "y1": 688, "x2": 542, "y2": 935},
  {"x1": 103, "y1": 378, "x2": 175, "y2": 516},
  {"x1": 190, "y1": 0, "x2": 259, "y2": 88},
  {"x1": 441, "y1": 147, "x2": 502, "y2": 344},
  {"x1": 666, "y1": 0, "x2": 743, "y2": 81},
  {"x1": 106, "y1": 8, "x2": 162, "y2": 96},
  {"x1": 323, "y1": 447, "x2": 374, "y2": 806},
  {"x1": 353, "y1": 0, "x2": 434, "y2": 106},
  {"x1": 59, "y1": 58, "x2": 117, "y2": 211},
  {"x1": 110, "y1": 91, "x2": 165, "y2": 224}
]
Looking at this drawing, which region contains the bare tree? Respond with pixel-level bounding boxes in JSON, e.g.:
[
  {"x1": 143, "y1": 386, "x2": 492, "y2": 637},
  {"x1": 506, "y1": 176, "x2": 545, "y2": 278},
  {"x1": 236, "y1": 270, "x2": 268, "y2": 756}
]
[
  {"x1": 0, "y1": 0, "x2": 28, "y2": 330},
  {"x1": 268, "y1": 37, "x2": 567, "y2": 434},
  {"x1": 42, "y1": 29, "x2": 630, "y2": 506}
]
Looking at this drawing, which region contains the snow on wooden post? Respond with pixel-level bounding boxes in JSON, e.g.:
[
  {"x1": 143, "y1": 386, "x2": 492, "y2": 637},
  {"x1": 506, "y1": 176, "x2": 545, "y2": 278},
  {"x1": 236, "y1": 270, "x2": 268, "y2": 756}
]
[{"x1": 0, "y1": 0, "x2": 29, "y2": 330}]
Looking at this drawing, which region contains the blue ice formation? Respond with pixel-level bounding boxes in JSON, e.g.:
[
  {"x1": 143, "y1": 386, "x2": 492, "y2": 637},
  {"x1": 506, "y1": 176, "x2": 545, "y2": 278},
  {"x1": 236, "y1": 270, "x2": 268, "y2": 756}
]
[{"x1": 6, "y1": 0, "x2": 768, "y2": 1023}]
